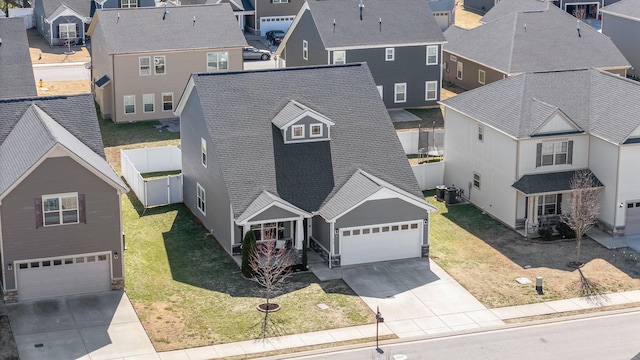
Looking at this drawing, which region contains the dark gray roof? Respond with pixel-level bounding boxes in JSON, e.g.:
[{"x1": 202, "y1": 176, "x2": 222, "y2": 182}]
[
  {"x1": 601, "y1": 0, "x2": 640, "y2": 20},
  {"x1": 440, "y1": 68, "x2": 640, "y2": 145},
  {"x1": 305, "y1": 0, "x2": 446, "y2": 49},
  {"x1": 480, "y1": 0, "x2": 551, "y2": 23},
  {"x1": 187, "y1": 63, "x2": 425, "y2": 217},
  {"x1": 90, "y1": 4, "x2": 247, "y2": 54},
  {"x1": 42, "y1": 0, "x2": 92, "y2": 18},
  {"x1": 271, "y1": 100, "x2": 334, "y2": 129},
  {"x1": 0, "y1": 94, "x2": 127, "y2": 197},
  {"x1": 444, "y1": 5, "x2": 630, "y2": 74},
  {"x1": 0, "y1": 18, "x2": 37, "y2": 99},
  {"x1": 512, "y1": 169, "x2": 603, "y2": 194}
]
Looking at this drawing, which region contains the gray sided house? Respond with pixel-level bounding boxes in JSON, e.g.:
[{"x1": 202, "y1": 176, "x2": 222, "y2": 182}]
[
  {"x1": 88, "y1": 4, "x2": 247, "y2": 123},
  {"x1": 0, "y1": 17, "x2": 37, "y2": 99},
  {"x1": 466, "y1": 0, "x2": 622, "y2": 20},
  {"x1": 277, "y1": 0, "x2": 446, "y2": 109},
  {"x1": 443, "y1": 4, "x2": 630, "y2": 90},
  {"x1": 0, "y1": 94, "x2": 128, "y2": 303},
  {"x1": 34, "y1": 0, "x2": 91, "y2": 46},
  {"x1": 428, "y1": 0, "x2": 456, "y2": 31},
  {"x1": 175, "y1": 64, "x2": 436, "y2": 268},
  {"x1": 601, "y1": 0, "x2": 640, "y2": 79},
  {"x1": 244, "y1": 0, "x2": 305, "y2": 35},
  {"x1": 179, "y1": 0, "x2": 256, "y2": 30},
  {"x1": 92, "y1": 0, "x2": 158, "y2": 16}
]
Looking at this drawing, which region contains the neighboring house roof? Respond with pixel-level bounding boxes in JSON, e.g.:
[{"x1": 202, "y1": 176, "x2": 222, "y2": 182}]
[
  {"x1": 443, "y1": 5, "x2": 630, "y2": 74},
  {"x1": 427, "y1": 0, "x2": 455, "y2": 13},
  {"x1": 88, "y1": 4, "x2": 247, "y2": 55},
  {"x1": 600, "y1": 0, "x2": 640, "y2": 20},
  {"x1": 178, "y1": 63, "x2": 428, "y2": 218},
  {"x1": 480, "y1": 0, "x2": 551, "y2": 23},
  {"x1": 41, "y1": 0, "x2": 92, "y2": 19},
  {"x1": 302, "y1": 0, "x2": 446, "y2": 49},
  {"x1": 512, "y1": 169, "x2": 603, "y2": 194},
  {"x1": 181, "y1": 0, "x2": 254, "y2": 12},
  {"x1": 0, "y1": 18, "x2": 37, "y2": 99},
  {"x1": 0, "y1": 94, "x2": 127, "y2": 198},
  {"x1": 440, "y1": 68, "x2": 640, "y2": 145}
]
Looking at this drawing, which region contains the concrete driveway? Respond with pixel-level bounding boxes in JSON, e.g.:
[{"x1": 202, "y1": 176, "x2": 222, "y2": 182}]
[
  {"x1": 6, "y1": 291, "x2": 155, "y2": 360},
  {"x1": 341, "y1": 259, "x2": 504, "y2": 338}
]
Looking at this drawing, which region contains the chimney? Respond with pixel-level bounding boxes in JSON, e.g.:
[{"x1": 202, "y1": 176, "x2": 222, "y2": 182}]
[{"x1": 359, "y1": 0, "x2": 364, "y2": 21}]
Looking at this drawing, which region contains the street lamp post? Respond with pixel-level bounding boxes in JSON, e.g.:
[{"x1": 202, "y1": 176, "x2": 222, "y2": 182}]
[{"x1": 376, "y1": 306, "x2": 384, "y2": 354}]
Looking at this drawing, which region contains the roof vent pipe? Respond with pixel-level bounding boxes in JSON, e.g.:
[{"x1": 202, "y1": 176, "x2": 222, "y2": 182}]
[
  {"x1": 379, "y1": 17, "x2": 382, "y2": 32},
  {"x1": 576, "y1": 20, "x2": 581, "y2": 37},
  {"x1": 359, "y1": 0, "x2": 364, "y2": 21},
  {"x1": 333, "y1": 18, "x2": 335, "y2": 33}
]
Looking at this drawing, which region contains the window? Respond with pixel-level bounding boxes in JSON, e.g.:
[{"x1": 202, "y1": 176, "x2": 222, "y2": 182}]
[
  {"x1": 121, "y1": 0, "x2": 137, "y2": 7},
  {"x1": 201, "y1": 138, "x2": 207, "y2": 167},
  {"x1": 456, "y1": 61, "x2": 463, "y2": 80},
  {"x1": 310, "y1": 124, "x2": 322, "y2": 137},
  {"x1": 197, "y1": 183, "x2": 206, "y2": 215},
  {"x1": 162, "y1": 92, "x2": 173, "y2": 111},
  {"x1": 59, "y1": 23, "x2": 76, "y2": 39},
  {"x1": 539, "y1": 141, "x2": 569, "y2": 166},
  {"x1": 473, "y1": 172, "x2": 481, "y2": 189},
  {"x1": 43, "y1": 193, "x2": 78, "y2": 226},
  {"x1": 251, "y1": 222, "x2": 285, "y2": 241},
  {"x1": 478, "y1": 69, "x2": 486, "y2": 84},
  {"x1": 333, "y1": 50, "x2": 345, "y2": 65},
  {"x1": 426, "y1": 45, "x2": 438, "y2": 65},
  {"x1": 450, "y1": 55, "x2": 457, "y2": 62},
  {"x1": 143, "y1": 94, "x2": 154, "y2": 113},
  {"x1": 207, "y1": 52, "x2": 228, "y2": 71},
  {"x1": 124, "y1": 95, "x2": 135, "y2": 114},
  {"x1": 139, "y1": 57, "x2": 151, "y2": 76},
  {"x1": 385, "y1": 48, "x2": 395, "y2": 61},
  {"x1": 292, "y1": 124, "x2": 304, "y2": 138},
  {"x1": 401, "y1": 224, "x2": 409, "y2": 230},
  {"x1": 154, "y1": 56, "x2": 166, "y2": 75},
  {"x1": 425, "y1": 81, "x2": 437, "y2": 100},
  {"x1": 353, "y1": 229, "x2": 361, "y2": 235},
  {"x1": 537, "y1": 194, "x2": 560, "y2": 216},
  {"x1": 272, "y1": 0, "x2": 289, "y2": 3},
  {"x1": 392, "y1": 225, "x2": 399, "y2": 231},
  {"x1": 377, "y1": 85, "x2": 383, "y2": 99},
  {"x1": 478, "y1": 125, "x2": 484, "y2": 141},
  {"x1": 394, "y1": 83, "x2": 407, "y2": 103},
  {"x1": 343, "y1": 230, "x2": 351, "y2": 236},
  {"x1": 302, "y1": 40, "x2": 308, "y2": 60}
]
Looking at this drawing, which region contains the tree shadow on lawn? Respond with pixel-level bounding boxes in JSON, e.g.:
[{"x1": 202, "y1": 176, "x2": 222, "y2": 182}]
[{"x1": 441, "y1": 202, "x2": 640, "y2": 278}]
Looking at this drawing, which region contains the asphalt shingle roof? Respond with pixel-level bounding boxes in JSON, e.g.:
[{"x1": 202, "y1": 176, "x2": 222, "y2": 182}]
[
  {"x1": 42, "y1": 0, "x2": 92, "y2": 18},
  {"x1": 0, "y1": 94, "x2": 126, "y2": 197},
  {"x1": 512, "y1": 169, "x2": 603, "y2": 194},
  {"x1": 271, "y1": 100, "x2": 334, "y2": 129},
  {"x1": 440, "y1": 68, "x2": 640, "y2": 145},
  {"x1": 444, "y1": 5, "x2": 630, "y2": 74},
  {"x1": 188, "y1": 63, "x2": 425, "y2": 218},
  {"x1": 91, "y1": 4, "x2": 247, "y2": 55},
  {"x1": 600, "y1": 0, "x2": 640, "y2": 20},
  {"x1": 480, "y1": 0, "x2": 551, "y2": 23},
  {"x1": 305, "y1": 0, "x2": 445, "y2": 49},
  {"x1": 0, "y1": 18, "x2": 37, "y2": 99}
]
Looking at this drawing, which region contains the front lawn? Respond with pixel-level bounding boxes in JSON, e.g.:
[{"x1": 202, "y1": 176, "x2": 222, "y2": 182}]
[{"x1": 427, "y1": 190, "x2": 640, "y2": 308}]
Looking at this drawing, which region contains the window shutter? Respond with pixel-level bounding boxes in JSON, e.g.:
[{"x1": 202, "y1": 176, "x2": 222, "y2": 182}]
[
  {"x1": 35, "y1": 198, "x2": 43, "y2": 228},
  {"x1": 567, "y1": 140, "x2": 573, "y2": 164},
  {"x1": 557, "y1": 194, "x2": 562, "y2": 214},
  {"x1": 536, "y1": 143, "x2": 542, "y2": 168},
  {"x1": 78, "y1": 194, "x2": 86, "y2": 224}
]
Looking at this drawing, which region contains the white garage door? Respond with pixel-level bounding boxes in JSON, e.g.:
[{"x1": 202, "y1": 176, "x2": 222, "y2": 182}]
[
  {"x1": 260, "y1": 16, "x2": 295, "y2": 36},
  {"x1": 625, "y1": 201, "x2": 640, "y2": 235},
  {"x1": 340, "y1": 222, "x2": 422, "y2": 266},
  {"x1": 17, "y1": 253, "x2": 111, "y2": 301}
]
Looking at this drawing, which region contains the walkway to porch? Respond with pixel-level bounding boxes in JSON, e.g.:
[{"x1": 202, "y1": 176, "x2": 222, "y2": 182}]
[{"x1": 586, "y1": 228, "x2": 640, "y2": 253}]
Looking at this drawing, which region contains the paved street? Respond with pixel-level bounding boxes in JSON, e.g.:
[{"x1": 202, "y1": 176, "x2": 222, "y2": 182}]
[{"x1": 33, "y1": 62, "x2": 90, "y2": 82}]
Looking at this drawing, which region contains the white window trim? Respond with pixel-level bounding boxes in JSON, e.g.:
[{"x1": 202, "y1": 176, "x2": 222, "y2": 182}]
[
  {"x1": 42, "y1": 192, "x2": 79, "y2": 227},
  {"x1": 478, "y1": 125, "x2": 484, "y2": 142},
  {"x1": 292, "y1": 124, "x2": 305, "y2": 139},
  {"x1": 385, "y1": 48, "x2": 395, "y2": 61},
  {"x1": 142, "y1": 93, "x2": 154, "y2": 113},
  {"x1": 197, "y1": 183, "x2": 206, "y2": 215},
  {"x1": 154, "y1": 55, "x2": 166, "y2": 75},
  {"x1": 541, "y1": 141, "x2": 568, "y2": 166},
  {"x1": 59, "y1": 23, "x2": 76, "y2": 39},
  {"x1": 139, "y1": 56, "x2": 151, "y2": 76},
  {"x1": 303, "y1": 40, "x2": 308, "y2": 61},
  {"x1": 122, "y1": 0, "x2": 137, "y2": 7},
  {"x1": 310, "y1": 123, "x2": 323, "y2": 137},
  {"x1": 272, "y1": 0, "x2": 289, "y2": 3},
  {"x1": 478, "y1": 69, "x2": 486, "y2": 85},
  {"x1": 124, "y1": 95, "x2": 135, "y2": 114},
  {"x1": 457, "y1": 61, "x2": 463, "y2": 80},
  {"x1": 162, "y1": 92, "x2": 173, "y2": 112},
  {"x1": 425, "y1": 81, "x2": 437, "y2": 101},
  {"x1": 206, "y1": 52, "x2": 229, "y2": 71},
  {"x1": 333, "y1": 50, "x2": 345, "y2": 65},
  {"x1": 473, "y1": 173, "x2": 481, "y2": 189},
  {"x1": 426, "y1": 45, "x2": 438, "y2": 65},
  {"x1": 537, "y1": 194, "x2": 558, "y2": 216},
  {"x1": 394, "y1": 83, "x2": 407, "y2": 103},
  {"x1": 201, "y1": 138, "x2": 207, "y2": 168}
]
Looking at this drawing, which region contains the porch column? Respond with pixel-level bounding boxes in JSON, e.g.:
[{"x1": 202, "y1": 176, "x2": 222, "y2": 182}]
[
  {"x1": 295, "y1": 218, "x2": 304, "y2": 250},
  {"x1": 242, "y1": 224, "x2": 250, "y2": 238}
]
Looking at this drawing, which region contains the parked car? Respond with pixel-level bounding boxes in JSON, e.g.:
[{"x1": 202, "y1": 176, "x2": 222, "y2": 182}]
[
  {"x1": 266, "y1": 30, "x2": 286, "y2": 45},
  {"x1": 243, "y1": 46, "x2": 271, "y2": 60}
]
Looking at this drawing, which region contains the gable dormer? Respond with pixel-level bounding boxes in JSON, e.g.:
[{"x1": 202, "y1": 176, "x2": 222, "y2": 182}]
[
  {"x1": 272, "y1": 100, "x2": 335, "y2": 144},
  {"x1": 531, "y1": 104, "x2": 582, "y2": 137}
]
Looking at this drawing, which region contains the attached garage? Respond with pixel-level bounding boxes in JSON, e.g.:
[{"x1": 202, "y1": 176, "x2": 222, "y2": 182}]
[
  {"x1": 625, "y1": 201, "x2": 640, "y2": 235},
  {"x1": 339, "y1": 221, "x2": 423, "y2": 266},
  {"x1": 16, "y1": 253, "x2": 112, "y2": 301},
  {"x1": 260, "y1": 16, "x2": 295, "y2": 36}
]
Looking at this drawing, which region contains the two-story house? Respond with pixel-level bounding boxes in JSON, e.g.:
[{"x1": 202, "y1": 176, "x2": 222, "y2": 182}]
[
  {"x1": 276, "y1": 0, "x2": 446, "y2": 109},
  {"x1": 465, "y1": 0, "x2": 621, "y2": 22},
  {"x1": 87, "y1": 4, "x2": 247, "y2": 123},
  {"x1": 0, "y1": 94, "x2": 128, "y2": 302},
  {"x1": 601, "y1": 0, "x2": 640, "y2": 79},
  {"x1": 0, "y1": 17, "x2": 37, "y2": 99},
  {"x1": 440, "y1": 68, "x2": 640, "y2": 237},
  {"x1": 175, "y1": 64, "x2": 436, "y2": 267},
  {"x1": 443, "y1": 4, "x2": 630, "y2": 90}
]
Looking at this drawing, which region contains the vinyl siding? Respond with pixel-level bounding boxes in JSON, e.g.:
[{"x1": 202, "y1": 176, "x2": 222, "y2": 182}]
[
  {"x1": 282, "y1": 9, "x2": 326, "y2": 65},
  {"x1": 248, "y1": 205, "x2": 299, "y2": 222},
  {"x1": 588, "y1": 136, "x2": 619, "y2": 229},
  {"x1": 312, "y1": 215, "x2": 330, "y2": 251},
  {"x1": 616, "y1": 144, "x2": 640, "y2": 229},
  {"x1": 257, "y1": 0, "x2": 305, "y2": 22},
  {"x1": 442, "y1": 52, "x2": 507, "y2": 90},
  {"x1": 602, "y1": 13, "x2": 640, "y2": 78},
  {"x1": 284, "y1": 116, "x2": 330, "y2": 142},
  {"x1": 0, "y1": 156, "x2": 123, "y2": 290},
  {"x1": 89, "y1": 22, "x2": 114, "y2": 119},
  {"x1": 335, "y1": 198, "x2": 427, "y2": 229}
]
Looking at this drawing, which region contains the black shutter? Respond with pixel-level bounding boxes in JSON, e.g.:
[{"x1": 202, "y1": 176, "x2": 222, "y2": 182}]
[
  {"x1": 536, "y1": 143, "x2": 542, "y2": 167},
  {"x1": 35, "y1": 198, "x2": 43, "y2": 228},
  {"x1": 557, "y1": 194, "x2": 562, "y2": 215},
  {"x1": 567, "y1": 140, "x2": 573, "y2": 164},
  {"x1": 78, "y1": 194, "x2": 86, "y2": 224}
]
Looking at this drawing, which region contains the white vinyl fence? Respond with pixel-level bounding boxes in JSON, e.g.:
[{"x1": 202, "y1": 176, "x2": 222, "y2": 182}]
[
  {"x1": 121, "y1": 146, "x2": 183, "y2": 208},
  {"x1": 412, "y1": 161, "x2": 445, "y2": 191}
]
